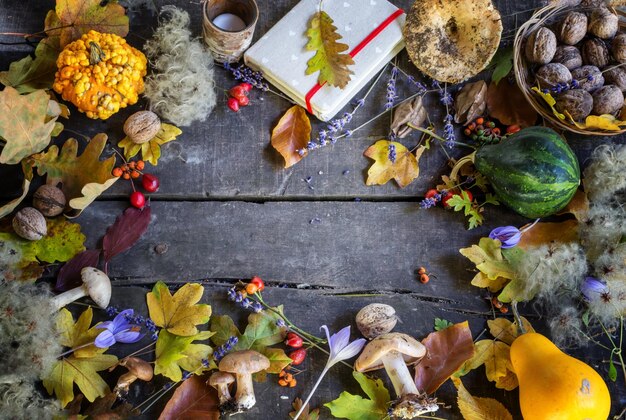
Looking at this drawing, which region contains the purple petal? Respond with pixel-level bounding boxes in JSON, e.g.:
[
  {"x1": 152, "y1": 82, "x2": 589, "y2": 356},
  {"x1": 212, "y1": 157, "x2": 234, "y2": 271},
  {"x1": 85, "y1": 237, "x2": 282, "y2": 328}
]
[
  {"x1": 94, "y1": 329, "x2": 116, "y2": 348},
  {"x1": 333, "y1": 338, "x2": 366, "y2": 362},
  {"x1": 113, "y1": 309, "x2": 134, "y2": 330},
  {"x1": 581, "y1": 277, "x2": 608, "y2": 301},
  {"x1": 95, "y1": 320, "x2": 114, "y2": 331},
  {"x1": 114, "y1": 329, "x2": 143, "y2": 344},
  {"x1": 330, "y1": 326, "x2": 351, "y2": 351},
  {"x1": 320, "y1": 325, "x2": 332, "y2": 345},
  {"x1": 489, "y1": 226, "x2": 522, "y2": 249}
]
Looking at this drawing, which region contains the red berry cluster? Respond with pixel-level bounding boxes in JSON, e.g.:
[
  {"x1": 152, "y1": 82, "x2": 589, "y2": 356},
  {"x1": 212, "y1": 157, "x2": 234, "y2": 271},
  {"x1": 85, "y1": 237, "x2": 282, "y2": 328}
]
[
  {"x1": 463, "y1": 117, "x2": 521, "y2": 144},
  {"x1": 112, "y1": 160, "x2": 160, "y2": 209},
  {"x1": 425, "y1": 188, "x2": 473, "y2": 209},
  {"x1": 227, "y1": 82, "x2": 252, "y2": 112},
  {"x1": 285, "y1": 331, "x2": 306, "y2": 367},
  {"x1": 492, "y1": 296, "x2": 509, "y2": 314}
]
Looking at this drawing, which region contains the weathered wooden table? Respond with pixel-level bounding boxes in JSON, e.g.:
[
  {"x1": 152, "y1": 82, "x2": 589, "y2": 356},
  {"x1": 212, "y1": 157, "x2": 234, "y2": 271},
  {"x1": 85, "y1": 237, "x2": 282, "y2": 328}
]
[{"x1": 1, "y1": 0, "x2": 625, "y2": 418}]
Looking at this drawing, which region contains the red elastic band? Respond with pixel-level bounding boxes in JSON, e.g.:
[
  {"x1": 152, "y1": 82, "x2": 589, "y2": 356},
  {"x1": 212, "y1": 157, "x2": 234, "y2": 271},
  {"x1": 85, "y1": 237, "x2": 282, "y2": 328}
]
[{"x1": 305, "y1": 8, "x2": 405, "y2": 114}]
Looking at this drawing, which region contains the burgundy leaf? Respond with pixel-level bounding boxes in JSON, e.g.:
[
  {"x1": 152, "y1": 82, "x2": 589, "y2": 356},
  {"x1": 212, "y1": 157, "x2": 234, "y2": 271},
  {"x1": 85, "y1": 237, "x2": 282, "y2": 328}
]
[
  {"x1": 56, "y1": 249, "x2": 101, "y2": 291},
  {"x1": 414, "y1": 321, "x2": 475, "y2": 394},
  {"x1": 103, "y1": 205, "x2": 151, "y2": 262}
]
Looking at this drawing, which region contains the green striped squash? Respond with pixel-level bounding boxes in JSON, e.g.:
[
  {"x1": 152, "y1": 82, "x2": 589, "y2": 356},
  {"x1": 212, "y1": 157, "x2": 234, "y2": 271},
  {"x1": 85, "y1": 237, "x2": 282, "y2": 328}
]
[{"x1": 474, "y1": 127, "x2": 580, "y2": 218}]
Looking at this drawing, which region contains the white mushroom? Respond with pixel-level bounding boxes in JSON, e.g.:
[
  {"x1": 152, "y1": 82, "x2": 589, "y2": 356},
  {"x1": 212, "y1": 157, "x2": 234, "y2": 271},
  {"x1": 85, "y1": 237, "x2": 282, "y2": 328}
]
[
  {"x1": 218, "y1": 350, "x2": 270, "y2": 411},
  {"x1": 51, "y1": 267, "x2": 112, "y2": 311}
]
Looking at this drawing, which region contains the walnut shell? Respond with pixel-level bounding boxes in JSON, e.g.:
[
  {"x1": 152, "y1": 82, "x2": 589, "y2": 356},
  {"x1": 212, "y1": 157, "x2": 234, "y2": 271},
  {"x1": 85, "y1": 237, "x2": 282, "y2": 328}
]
[
  {"x1": 552, "y1": 45, "x2": 583, "y2": 70},
  {"x1": 571, "y1": 65, "x2": 605, "y2": 91},
  {"x1": 592, "y1": 85, "x2": 624, "y2": 115},
  {"x1": 536, "y1": 63, "x2": 572, "y2": 88},
  {"x1": 588, "y1": 7, "x2": 619, "y2": 39},
  {"x1": 582, "y1": 38, "x2": 610, "y2": 68},
  {"x1": 33, "y1": 184, "x2": 66, "y2": 217},
  {"x1": 603, "y1": 66, "x2": 626, "y2": 91},
  {"x1": 611, "y1": 32, "x2": 626, "y2": 63},
  {"x1": 555, "y1": 89, "x2": 593, "y2": 121},
  {"x1": 525, "y1": 27, "x2": 557, "y2": 64},
  {"x1": 557, "y1": 11, "x2": 588, "y2": 45},
  {"x1": 123, "y1": 111, "x2": 161, "y2": 144},
  {"x1": 12, "y1": 207, "x2": 47, "y2": 241},
  {"x1": 356, "y1": 303, "x2": 398, "y2": 340}
]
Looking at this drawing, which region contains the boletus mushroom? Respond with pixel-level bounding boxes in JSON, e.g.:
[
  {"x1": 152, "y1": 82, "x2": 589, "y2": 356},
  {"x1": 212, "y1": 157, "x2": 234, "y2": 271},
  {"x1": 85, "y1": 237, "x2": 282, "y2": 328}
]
[
  {"x1": 403, "y1": 0, "x2": 503, "y2": 83},
  {"x1": 51, "y1": 267, "x2": 112, "y2": 311},
  {"x1": 218, "y1": 350, "x2": 270, "y2": 411},
  {"x1": 208, "y1": 371, "x2": 236, "y2": 408},
  {"x1": 355, "y1": 332, "x2": 438, "y2": 418},
  {"x1": 113, "y1": 356, "x2": 153, "y2": 395}
]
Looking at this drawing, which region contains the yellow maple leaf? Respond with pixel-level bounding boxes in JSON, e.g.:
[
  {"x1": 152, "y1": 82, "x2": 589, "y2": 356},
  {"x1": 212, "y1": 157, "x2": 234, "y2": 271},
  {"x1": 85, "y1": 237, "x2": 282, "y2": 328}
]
[
  {"x1": 452, "y1": 377, "x2": 513, "y2": 420},
  {"x1": 470, "y1": 272, "x2": 508, "y2": 293},
  {"x1": 459, "y1": 238, "x2": 515, "y2": 281},
  {"x1": 146, "y1": 281, "x2": 211, "y2": 336},
  {"x1": 57, "y1": 307, "x2": 106, "y2": 358},
  {"x1": 154, "y1": 330, "x2": 214, "y2": 381},
  {"x1": 118, "y1": 123, "x2": 182, "y2": 166},
  {"x1": 487, "y1": 317, "x2": 535, "y2": 346},
  {"x1": 364, "y1": 141, "x2": 424, "y2": 188}
]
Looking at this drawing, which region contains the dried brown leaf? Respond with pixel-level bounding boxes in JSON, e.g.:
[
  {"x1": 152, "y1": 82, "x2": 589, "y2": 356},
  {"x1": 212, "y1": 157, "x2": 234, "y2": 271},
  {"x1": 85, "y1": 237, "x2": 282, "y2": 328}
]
[
  {"x1": 455, "y1": 80, "x2": 487, "y2": 125},
  {"x1": 271, "y1": 106, "x2": 311, "y2": 168},
  {"x1": 517, "y1": 220, "x2": 578, "y2": 250},
  {"x1": 486, "y1": 81, "x2": 537, "y2": 127},
  {"x1": 414, "y1": 321, "x2": 474, "y2": 394},
  {"x1": 452, "y1": 377, "x2": 513, "y2": 420},
  {"x1": 158, "y1": 375, "x2": 219, "y2": 420},
  {"x1": 290, "y1": 398, "x2": 320, "y2": 420},
  {"x1": 391, "y1": 97, "x2": 427, "y2": 138},
  {"x1": 557, "y1": 189, "x2": 589, "y2": 221}
]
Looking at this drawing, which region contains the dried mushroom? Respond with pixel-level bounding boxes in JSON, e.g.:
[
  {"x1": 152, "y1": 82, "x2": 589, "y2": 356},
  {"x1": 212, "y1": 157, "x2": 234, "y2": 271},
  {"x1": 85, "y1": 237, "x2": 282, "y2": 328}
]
[
  {"x1": 454, "y1": 80, "x2": 487, "y2": 125},
  {"x1": 403, "y1": 0, "x2": 502, "y2": 83},
  {"x1": 391, "y1": 97, "x2": 427, "y2": 138}
]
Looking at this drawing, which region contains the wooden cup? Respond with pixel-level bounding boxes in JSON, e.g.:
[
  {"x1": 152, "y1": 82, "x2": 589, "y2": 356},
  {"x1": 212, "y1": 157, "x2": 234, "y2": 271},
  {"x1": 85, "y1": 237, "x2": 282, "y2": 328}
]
[{"x1": 202, "y1": 0, "x2": 259, "y2": 63}]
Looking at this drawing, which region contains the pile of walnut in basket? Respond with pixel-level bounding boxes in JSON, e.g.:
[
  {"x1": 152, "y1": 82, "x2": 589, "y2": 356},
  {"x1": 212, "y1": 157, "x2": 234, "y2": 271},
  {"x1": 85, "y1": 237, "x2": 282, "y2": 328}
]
[{"x1": 525, "y1": 6, "x2": 626, "y2": 121}]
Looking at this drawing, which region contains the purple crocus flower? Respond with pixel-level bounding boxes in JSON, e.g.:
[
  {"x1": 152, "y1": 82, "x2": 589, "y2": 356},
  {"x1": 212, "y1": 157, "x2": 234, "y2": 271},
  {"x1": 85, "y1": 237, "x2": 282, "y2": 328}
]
[
  {"x1": 581, "y1": 277, "x2": 609, "y2": 301},
  {"x1": 489, "y1": 226, "x2": 522, "y2": 249},
  {"x1": 94, "y1": 309, "x2": 143, "y2": 348}
]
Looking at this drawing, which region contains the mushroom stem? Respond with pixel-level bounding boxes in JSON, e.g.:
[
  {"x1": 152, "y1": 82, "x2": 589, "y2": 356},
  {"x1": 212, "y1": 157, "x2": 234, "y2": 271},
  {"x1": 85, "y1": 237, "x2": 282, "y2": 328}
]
[
  {"x1": 381, "y1": 351, "x2": 419, "y2": 397},
  {"x1": 51, "y1": 286, "x2": 87, "y2": 311},
  {"x1": 234, "y1": 373, "x2": 256, "y2": 410},
  {"x1": 215, "y1": 383, "x2": 232, "y2": 406}
]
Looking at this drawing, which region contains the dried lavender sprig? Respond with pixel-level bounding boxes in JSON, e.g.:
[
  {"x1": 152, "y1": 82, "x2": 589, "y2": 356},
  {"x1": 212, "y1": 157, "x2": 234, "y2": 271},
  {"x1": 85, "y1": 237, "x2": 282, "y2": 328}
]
[
  {"x1": 388, "y1": 143, "x2": 397, "y2": 163},
  {"x1": 223, "y1": 61, "x2": 268, "y2": 91},
  {"x1": 385, "y1": 66, "x2": 398, "y2": 110},
  {"x1": 433, "y1": 81, "x2": 456, "y2": 148}
]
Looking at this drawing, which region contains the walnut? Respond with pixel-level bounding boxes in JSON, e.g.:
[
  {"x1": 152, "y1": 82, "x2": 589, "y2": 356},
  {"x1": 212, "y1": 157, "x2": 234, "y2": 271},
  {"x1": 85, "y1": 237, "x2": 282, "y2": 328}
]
[
  {"x1": 603, "y1": 66, "x2": 626, "y2": 91},
  {"x1": 33, "y1": 185, "x2": 66, "y2": 217},
  {"x1": 582, "y1": 38, "x2": 610, "y2": 68},
  {"x1": 571, "y1": 65, "x2": 605, "y2": 91},
  {"x1": 611, "y1": 32, "x2": 626, "y2": 63},
  {"x1": 592, "y1": 85, "x2": 624, "y2": 115},
  {"x1": 536, "y1": 63, "x2": 572, "y2": 88},
  {"x1": 123, "y1": 111, "x2": 161, "y2": 144},
  {"x1": 12, "y1": 207, "x2": 47, "y2": 241},
  {"x1": 552, "y1": 45, "x2": 583, "y2": 70},
  {"x1": 588, "y1": 7, "x2": 619, "y2": 39},
  {"x1": 356, "y1": 303, "x2": 398, "y2": 340},
  {"x1": 555, "y1": 89, "x2": 593, "y2": 121},
  {"x1": 557, "y1": 11, "x2": 588, "y2": 45},
  {"x1": 525, "y1": 27, "x2": 557, "y2": 64}
]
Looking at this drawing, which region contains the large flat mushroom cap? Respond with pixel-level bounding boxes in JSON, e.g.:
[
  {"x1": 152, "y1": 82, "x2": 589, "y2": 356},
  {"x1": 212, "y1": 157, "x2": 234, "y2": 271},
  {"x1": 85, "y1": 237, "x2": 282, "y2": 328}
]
[
  {"x1": 218, "y1": 350, "x2": 270, "y2": 374},
  {"x1": 354, "y1": 332, "x2": 426, "y2": 372},
  {"x1": 403, "y1": 0, "x2": 503, "y2": 83}
]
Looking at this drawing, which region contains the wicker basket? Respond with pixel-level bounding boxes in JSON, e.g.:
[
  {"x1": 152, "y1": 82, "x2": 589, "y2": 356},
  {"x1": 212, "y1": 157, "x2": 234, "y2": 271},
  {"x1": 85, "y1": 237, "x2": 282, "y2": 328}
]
[{"x1": 513, "y1": 2, "x2": 626, "y2": 136}]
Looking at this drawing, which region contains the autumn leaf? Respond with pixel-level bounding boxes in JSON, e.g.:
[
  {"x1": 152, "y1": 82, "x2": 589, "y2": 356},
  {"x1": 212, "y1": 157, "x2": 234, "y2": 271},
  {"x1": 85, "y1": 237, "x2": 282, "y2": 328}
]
[
  {"x1": 489, "y1": 47, "x2": 513, "y2": 85},
  {"x1": 159, "y1": 374, "x2": 219, "y2": 420},
  {"x1": 452, "y1": 377, "x2": 513, "y2": 420},
  {"x1": 573, "y1": 114, "x2": 626, "y2": 131},
  {"x1": 0, "y1": 37, "x2": 60, "y2": 93},
  {"x1": 57, "y1": 307, "x2": 107, "y2": 357},
  {"x1": 487, "y1": 317, "x2": 534, "y2": 346},
  {"x1": 235, "y1": 309, "x2": 288, "y2": 350},
  {"x1": 364, "y1": 141, "x2": 423, "y2": 188},
  {"x1": 50, "y1": 0, "x2": 129, "y2": 48},
  {"x1": 118, "y1": 123, "x2": 182, "y2": 166},
  {"x1": 531, "y1": 87, "x2": 566, "y2": 121},
  {"x1": 0, "y1": 87, "x2": 57, "y2": 164},
  {"x1": 414, "y1": 321, "x2": 475, "y2": 394},
  {"x1": 558, "y1": 189, "x2": 589, "y2": 222},
  {"x1": 290, "y1": 398, "x2": 320, "y2": 420},
  {"x1": 34, "y1": 217, "x2": 86, "y2": 263},
  {"x1": 517, "y1": 220, "x2": 578, "y2": 250},
  {"x1": 210, "y1": 314, "x2": 241, "y2": 347},
  {"x1": 460, "y1": 339, "x2": 518, "y2": 390},
  {"x1": 102, "y1": 206, "x2": 152, "y2": 263},
  {"x1": 459, "y1": 238, "x2": 516, "y2": 281},
  {"x1": 155, "y1": 330, "x2": 214, "y2": 381},
  {"x1": 487, "y1": 81, "x2": 537, "y2": 127},
  {"x1": 147, "y1": 281, "x2": 211, "y2": 336},
  {"x1": 83, "y1": 392, "x2": 140, "y2": 419},
  {"x1": 271, "y1": 106, "x2": 311, "y2": 168},
  {"x1": 305, "y1": 11, "x2": 354, "y2": 88},
  {"x1": 56, "y1": 249, "x2": 101, "y2": 291},
  {"x1": 325, "y1": 371, "x2": 390, "y2": 420},
  {"x1": 27, "y1": 133, "x2": 118, "y2": 215}
]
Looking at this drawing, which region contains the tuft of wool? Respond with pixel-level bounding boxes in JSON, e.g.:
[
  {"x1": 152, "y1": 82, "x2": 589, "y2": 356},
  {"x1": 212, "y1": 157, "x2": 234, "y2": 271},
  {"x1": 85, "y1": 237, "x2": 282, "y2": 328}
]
[
  {"x1": 587, "y1": 279, "x2": 626, "y2": 325},
  {"x1": 143, "y1": 6, "x2": 216, "y2": 126},
  {"x1": 0, "y1": 281, "x2": 61, "y2": 381},
  {"x1": 583, "y1": 144, "x2": 626, "y2": 203},
  {"x1": 579, "y1": 203, "x2": 626, "y2": 262},
  {"x1": 0, "y1": 382, "x2": 59, "y2": 419},
  {"x1": 548, "y1": 306, "x2": 589, "y2": 348}
]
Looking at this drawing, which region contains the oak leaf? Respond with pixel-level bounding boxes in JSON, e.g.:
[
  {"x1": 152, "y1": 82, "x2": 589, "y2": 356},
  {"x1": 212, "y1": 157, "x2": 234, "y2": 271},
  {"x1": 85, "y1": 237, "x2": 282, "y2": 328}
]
[
  {"x1": 27, "y1": 133, "x2": 118, "y2": 216},
  {"x1": 414, "y1": 321, "x2": 474, "y2": 394},
  {"x1": 147, "y1": 281, "x2": 211, "y2": 336},
  {"x1": 154, "y1": 330, "x2": 214, "y2": 381},
  {"x1": 364, "y1": 141, "x2": 423, "y2": 188},
  {"x1": 159, "y1": 374, "x2": 219, "y2": 420},
  {"x1": 452, "y1": 377, "x2": 513, "y2": 420},
  {"x1": 271, "y1": 105, "x2": 311, "y2": 168},
  {"x1": 0, "y1": 87, "x2": 57, "y2": 164},
  {"x1": 50, "y1": 0, "x2": 129, "y2": 48},
  {"x1": 325, "y1": 371, "x2": 390, "y2": 420},
  {"x1": 290, "y1": 398, "x2": 320, "y2": 420},
  {"x1": 0, "y1": 37, "x2": 60, "y2": 93},
  {"x1": 487, "y1": 81, "x2": 537, "y2": 127},
  {"x1": 118, "y1": 123, "x2": 182, "y2": 166},
  {"x1": 305, "y1": 11, "x2": 354, "y2": 88}
]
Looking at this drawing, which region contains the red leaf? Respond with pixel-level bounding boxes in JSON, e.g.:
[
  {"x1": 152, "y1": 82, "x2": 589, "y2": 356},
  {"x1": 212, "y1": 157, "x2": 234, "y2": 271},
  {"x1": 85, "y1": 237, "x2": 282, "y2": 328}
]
[
  {"x1": 103, "y1": 206, "x2": 151, "y2": 263},
  {"x1": 158, "y1": 375, "x2": 219, "y2": 420},
  {"x1": 414, "y1": 321, "x2": 475, "y2": 394},
  {"x1": 56, "y1": 249, "x2": 101, "y2": 291},
  {"x1": 486, "y1": 81, "x2": 537, "y2": 128}
]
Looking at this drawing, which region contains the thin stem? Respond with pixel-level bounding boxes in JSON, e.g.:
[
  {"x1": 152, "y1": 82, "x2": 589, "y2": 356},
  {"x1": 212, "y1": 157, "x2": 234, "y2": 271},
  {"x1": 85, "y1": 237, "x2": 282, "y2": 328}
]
[
  {"x1": 253, "y1": 294, "x2": 324, "y2": 344},
  {"x1": 121, "y1": 340, "x2": 156, "y2": 360},
  {"x1": 57, "y1": 341, "x2": 96, "y2": 358},
  {"x1": 293, "y1": 367, "x2": 329, "y2": 420},
  {"x1": 408, "y1": 125, "x2": 476, "y2": 150},
  {"x1": 511, "y1": 301, "x2": 526, "y2": 335}
]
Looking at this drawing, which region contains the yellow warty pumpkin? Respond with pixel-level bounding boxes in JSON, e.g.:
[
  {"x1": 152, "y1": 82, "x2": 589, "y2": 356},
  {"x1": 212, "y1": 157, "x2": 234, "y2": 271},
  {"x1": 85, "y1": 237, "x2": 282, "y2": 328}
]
[{"x1": 53, "y1": 30, "x2": 147, "y2": 120}]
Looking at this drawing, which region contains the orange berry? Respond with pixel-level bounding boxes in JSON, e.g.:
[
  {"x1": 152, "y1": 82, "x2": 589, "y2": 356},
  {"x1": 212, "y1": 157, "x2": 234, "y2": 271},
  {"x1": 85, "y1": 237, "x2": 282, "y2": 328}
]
[
  {"x1": 506, "y1": 124, "x2": 521, "y2": 134},
  {"x1": 492, "y1": 297, "x2": 503, "y2": 309},
  {"x1": 128, "y1": 161, "x2": 136, "y2": 169},
  {"x1": 289, "y1": 379, "x2": 297, "y2": 387},
  {"x1": 492, "y1": 127, "x2": 501, "y2": 135},
  {"x1": 284, "y1": 373, "x2": 293, "y2": 382},
  {"x1": 278, "y1": 379, "x2": 288, "y2": 387},
  {"x1": 476, "y1": 117, "x2": 484, "y2": 125},
  {"x1": 420, "y1": 274, "x2": 430, "y2": 284},
  {"x1": 245, "y1": 283, "x2": 259, "y2": 295},
  {"x1": 131, "y1": 170, "x2": 140, "y2": 179},
  {"x1": 468, "y1": 123, "x2": 476, "y2": 131},
  {"x1": 279, "y1": 370, "x2": 286, "y2": 378},
  {"x1": 122, "y1": 172, "x2": 130, "y2": 180},
  {"x1": 112, "y1": 167, "x2": 123, "y2": 177},
  {"x1": 500, "y1": 306, "x2": 509, "y2": 314},
  {"x1": 418, "y1": 266, "x2": 427, "y2": 275},
  {"x1": 239, "y1": 290, "x2": 247, "y2": 298},
  {"x1": 136, "y1": 160, "x2": 145, "y2": 170}
]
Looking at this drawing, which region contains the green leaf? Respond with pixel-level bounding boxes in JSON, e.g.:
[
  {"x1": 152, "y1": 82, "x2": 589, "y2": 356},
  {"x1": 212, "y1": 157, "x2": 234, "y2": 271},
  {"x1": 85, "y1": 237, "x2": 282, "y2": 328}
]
[
  {"x1": 582, "y1": 311, "x2": 590, "y2": 327},
  {"x1": 305, "y1": 11, "x2": 354, "y2": 88},
  {"x1": 460, "y1": 238, "x2": 516, "y2": 281},
  {"x1": 490, "y1": 47, "x2": 513, "y2": 85},
  {"x1": 0, "y1": 37, "x2": 59, "y2": 93},
  {"x1": 155, "y1": 330, "x2": 214, "y2": 381},
  {"x1": 210, "y1": 314, "x2": 241, "y2": 347},
  {"x1": 236, "y1": 307, "x2": 288, "y2": 351},
  {"x1": 33, "y1": 218, "x2": 86, "y2": 263},
  {"x1": 608, "y1": 358, "x2": 617, "y2": 382},
  {"x1": 434, "y1": 318, "x2": 454, "y2": 331},
  {"x1": 325, "y1": 371, "x2": 390, "y2": 420}
]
